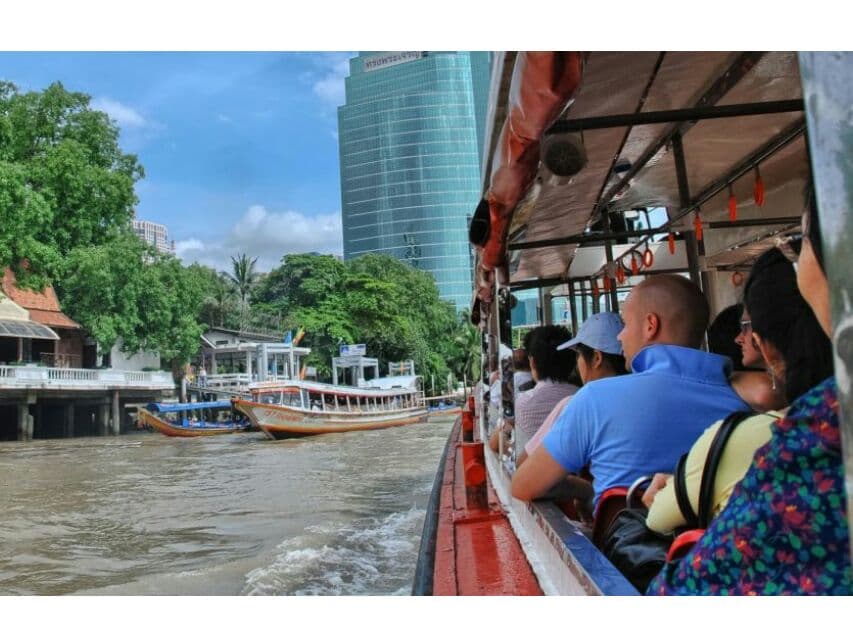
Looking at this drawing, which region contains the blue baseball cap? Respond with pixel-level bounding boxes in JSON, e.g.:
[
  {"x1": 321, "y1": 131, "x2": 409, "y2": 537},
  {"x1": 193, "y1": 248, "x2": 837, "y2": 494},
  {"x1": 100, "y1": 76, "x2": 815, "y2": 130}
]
[{"x1": 557, "y1": 312, "x2": 624, "y2": 355}]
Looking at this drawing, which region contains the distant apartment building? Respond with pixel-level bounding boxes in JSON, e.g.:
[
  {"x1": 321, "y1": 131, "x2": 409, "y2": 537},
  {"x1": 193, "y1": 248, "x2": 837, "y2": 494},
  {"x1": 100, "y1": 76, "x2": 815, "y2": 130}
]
[
  {"x1": 337, "y1": 52, "x2": 491, "y2": 310},
  {"x1": 132, "y1": 216, "x2": 175, "y2": 255}
]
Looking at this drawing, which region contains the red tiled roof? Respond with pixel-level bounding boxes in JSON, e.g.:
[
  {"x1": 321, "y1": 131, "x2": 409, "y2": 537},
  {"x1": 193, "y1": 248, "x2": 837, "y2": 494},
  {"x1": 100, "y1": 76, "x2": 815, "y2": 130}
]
[
  {"x1": 2, "y1": 268, "x2": 80, "y2": 329},
  {"x1": 28, "y1": 309, "x2": 80, "y2": 329}
]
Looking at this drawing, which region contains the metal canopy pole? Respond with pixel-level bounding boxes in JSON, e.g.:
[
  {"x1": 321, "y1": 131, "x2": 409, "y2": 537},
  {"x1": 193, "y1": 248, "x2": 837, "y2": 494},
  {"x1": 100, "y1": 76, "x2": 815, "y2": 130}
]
[
  {"x1": 547, "y1": 99, "x2": 804, "y2": 134},
  {"x1": 603, "y1": 213, "x2": 620, "y2": 312},
  {"x1": 568, "y1": 280, "x2": 579, "y2": 335},
  {"x1": 799, "y1": 51, "x2": 853, "y2": 555},
  {"x1": 672, "y1": 132, "x2": 704, "y2": 291}
]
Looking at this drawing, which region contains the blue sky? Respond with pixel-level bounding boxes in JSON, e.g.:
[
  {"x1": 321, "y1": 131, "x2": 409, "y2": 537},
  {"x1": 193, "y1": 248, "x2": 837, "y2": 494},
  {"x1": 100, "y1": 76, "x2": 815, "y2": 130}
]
[{"x1": 0, "y1": 51, "x2": 354, "y2": 272}]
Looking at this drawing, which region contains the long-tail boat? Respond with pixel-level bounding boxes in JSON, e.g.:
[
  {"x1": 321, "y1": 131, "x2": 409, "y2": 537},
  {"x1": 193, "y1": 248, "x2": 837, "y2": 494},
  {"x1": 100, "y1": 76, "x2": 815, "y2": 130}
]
[
  {"x1": 232, "y1": 377, "x2": 427, "y2": 439},
  {"x1": 139, "y1": 400, "x2": 248, "y2": 437}
]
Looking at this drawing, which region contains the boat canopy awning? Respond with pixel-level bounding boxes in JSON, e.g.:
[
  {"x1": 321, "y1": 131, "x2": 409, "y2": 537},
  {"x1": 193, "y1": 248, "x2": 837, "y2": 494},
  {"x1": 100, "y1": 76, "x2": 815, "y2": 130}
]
[
  {"x1": 146, "y1": 401, "x2": 233, "y2": 413},
  {"x1": 0, "y1": 319, "x2": 60, "y2": 340},
  {"x1": 473, "y1": 51, "x2": 808, "y2": 304}
]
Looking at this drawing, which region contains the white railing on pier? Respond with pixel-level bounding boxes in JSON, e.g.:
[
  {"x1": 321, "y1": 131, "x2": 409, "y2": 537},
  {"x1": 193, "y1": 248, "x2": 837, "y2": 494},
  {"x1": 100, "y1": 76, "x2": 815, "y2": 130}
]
[
  {"x1": 0, "y1": 365, "x2": 174, "y2": 390},
  {"x1": 203, "y1": 373, "x2": 252, "y2": 388}
]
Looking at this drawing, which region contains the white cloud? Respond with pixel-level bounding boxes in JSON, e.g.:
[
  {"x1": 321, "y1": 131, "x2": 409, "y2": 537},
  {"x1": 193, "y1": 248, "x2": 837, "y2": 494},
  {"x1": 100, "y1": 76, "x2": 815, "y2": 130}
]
[
  {"x1": 311, "y1": 54, "x2": 352, "y2": 107},
  {"x1": 175, "y1": 238, "x2": 205, "y2": 256},
  {"x1": 174, "y1": 205, "x2": 343, "y2": 273},
  {"x1": 90, "y1": 97, "x2": 149, "y2": 128}
]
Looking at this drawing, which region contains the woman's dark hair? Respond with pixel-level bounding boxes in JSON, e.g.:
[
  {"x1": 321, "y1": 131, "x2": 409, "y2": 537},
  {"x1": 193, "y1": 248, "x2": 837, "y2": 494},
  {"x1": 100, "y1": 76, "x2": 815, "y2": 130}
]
[
  {"x1": 744, "y1": 248, "x2": 833, "y2": 403},
  {"x1": 526, "y1": 325, "x2": 577, "y2": 383},
  {"x1": 805, "y1": 185, "x2": 825, "y2": 272},
  {"x1": 708, "y1": 303, "x2": 746, "y2": 371},
  {"x1": 573, "y1": 343, "x2": 628, "y2": 377}
]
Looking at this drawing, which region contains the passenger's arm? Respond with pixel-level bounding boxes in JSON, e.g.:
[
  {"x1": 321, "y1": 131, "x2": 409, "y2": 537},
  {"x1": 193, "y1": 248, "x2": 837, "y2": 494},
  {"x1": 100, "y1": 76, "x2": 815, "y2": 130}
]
[{"x1": 511, "y1": 445, "x2": 569, "y2": 501}]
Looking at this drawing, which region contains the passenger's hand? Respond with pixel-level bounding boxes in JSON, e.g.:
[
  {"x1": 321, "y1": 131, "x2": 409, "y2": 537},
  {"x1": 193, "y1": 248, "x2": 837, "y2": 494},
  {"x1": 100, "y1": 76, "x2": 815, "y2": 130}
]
[{"x1": 642, "y1": 473, "x2": 671, "y2": 509}]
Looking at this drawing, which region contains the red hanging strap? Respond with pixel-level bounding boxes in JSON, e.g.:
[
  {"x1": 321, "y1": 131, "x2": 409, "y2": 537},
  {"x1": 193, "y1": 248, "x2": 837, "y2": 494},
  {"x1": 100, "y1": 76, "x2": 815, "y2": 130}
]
[
  {"x1": 616, "y1": 263, "x2": 626, "y2": 284},
  {"x1": 694, "y1": 211, "x2": 704, "y2": 242},
  {"x1": 630, "y1": 253, "x2": 639, "y2": 275},
  {"x1": 728, "y1": 185, "x2": 737, "y2": 222},
  {"x1": 754, "y1": 167, "x2": 765, "y2": 207},
  {"x1": 667, "y1": 232, "x2": 676, "y2": 255},
  {"x1": 642, "y1": 247, "x2": 654, "y2": 268},
  {"x1": 591, "y1": 278, "x2": 600, "y2": 297}
]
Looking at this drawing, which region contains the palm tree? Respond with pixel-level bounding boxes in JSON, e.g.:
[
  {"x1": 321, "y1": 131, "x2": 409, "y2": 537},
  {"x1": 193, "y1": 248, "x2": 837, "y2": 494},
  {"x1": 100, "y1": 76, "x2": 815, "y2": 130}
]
[
  {"x1": 453, "y1": 312, "x2": 482, "y2": 389},
  {"x1": 225, "y1": 253, "x2": 258, "y2": 329}
]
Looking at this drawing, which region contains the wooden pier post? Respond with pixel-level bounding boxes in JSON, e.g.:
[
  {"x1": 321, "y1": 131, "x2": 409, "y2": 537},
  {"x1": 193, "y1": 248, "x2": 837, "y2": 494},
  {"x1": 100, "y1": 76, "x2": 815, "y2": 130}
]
[
  {"x1": 17, "y1": 400, "x2": 29, "y2": 441},
  {"x1": 64, "y1": 403, "x2": 75, "y2": 438},
  {"x1": 111, "y1": 390, "x2": 120, "y2": 436},
  {"x1": 99, "y1": 403, "x2": 110, "y2": 437}
]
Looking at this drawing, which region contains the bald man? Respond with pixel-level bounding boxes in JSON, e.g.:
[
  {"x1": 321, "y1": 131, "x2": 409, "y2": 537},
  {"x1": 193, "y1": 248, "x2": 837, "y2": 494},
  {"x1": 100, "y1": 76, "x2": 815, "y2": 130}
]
[{"x1": 512, "y1": 275, "x2": 749, "y2": 509}]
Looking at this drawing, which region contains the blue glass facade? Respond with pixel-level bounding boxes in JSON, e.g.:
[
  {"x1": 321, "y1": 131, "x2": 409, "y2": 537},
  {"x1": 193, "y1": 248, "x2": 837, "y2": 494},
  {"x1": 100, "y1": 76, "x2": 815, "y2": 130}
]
[{"x1": 338, "y1": 52, "x2": 491, "y2": 310}]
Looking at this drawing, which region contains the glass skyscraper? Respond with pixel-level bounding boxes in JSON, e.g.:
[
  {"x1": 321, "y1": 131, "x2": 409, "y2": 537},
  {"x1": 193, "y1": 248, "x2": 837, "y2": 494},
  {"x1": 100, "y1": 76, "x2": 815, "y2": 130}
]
[{"x1": 338, "y1": 52, "x2": 491, "y2": 310}]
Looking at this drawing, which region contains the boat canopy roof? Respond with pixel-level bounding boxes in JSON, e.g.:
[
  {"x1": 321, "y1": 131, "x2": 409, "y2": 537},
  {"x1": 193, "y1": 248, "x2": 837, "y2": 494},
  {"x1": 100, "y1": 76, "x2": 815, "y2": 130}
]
[
  {"x1": 362, "y1": 375, "x2": 420, "y2": 390},
  {"x1": 473, "y1": 52, "x2": 806, "y2": 306},
  {"x1": 146, "y1": 400, "x2": 233, "y2": 413}
]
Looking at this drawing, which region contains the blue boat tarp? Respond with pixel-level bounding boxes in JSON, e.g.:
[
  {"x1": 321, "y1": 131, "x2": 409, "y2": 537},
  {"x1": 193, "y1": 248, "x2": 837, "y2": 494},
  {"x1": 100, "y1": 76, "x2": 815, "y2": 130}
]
[{"x1": 146, "y1": 401, "x2": 233, "y2": 413}]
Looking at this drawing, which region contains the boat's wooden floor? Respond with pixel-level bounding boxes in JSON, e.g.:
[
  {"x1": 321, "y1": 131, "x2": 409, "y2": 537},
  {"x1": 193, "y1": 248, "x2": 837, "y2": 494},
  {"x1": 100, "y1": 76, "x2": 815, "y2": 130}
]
[{"x1": 433, "y1": 419, "x2": 542, "y2": 596}]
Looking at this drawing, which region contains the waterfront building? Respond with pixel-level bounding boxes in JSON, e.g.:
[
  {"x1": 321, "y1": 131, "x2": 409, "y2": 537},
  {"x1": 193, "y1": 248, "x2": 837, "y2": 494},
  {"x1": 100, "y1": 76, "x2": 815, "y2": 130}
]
[
  {"x1": 337, "y1": 52, "x2": 492, "y2": 310},
  {"x1": 132, "y1": 214, "x2": 175, "y2": 255},
  {"x1": 0, "y1": 268, "x2": 173, "y2": 441}
]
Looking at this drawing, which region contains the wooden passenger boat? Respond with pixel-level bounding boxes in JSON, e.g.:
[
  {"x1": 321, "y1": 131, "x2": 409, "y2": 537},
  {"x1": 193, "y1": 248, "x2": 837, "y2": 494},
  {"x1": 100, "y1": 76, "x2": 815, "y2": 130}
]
[
  {"x1": 139, "y1": 401, "x2": 248, "y2": 437},
  {"x1": 414, "y1": 51, "x2": 853, "y2": 595},
  {"x1": 232, "y1": 377, "x2": 428, "y2": 439}
]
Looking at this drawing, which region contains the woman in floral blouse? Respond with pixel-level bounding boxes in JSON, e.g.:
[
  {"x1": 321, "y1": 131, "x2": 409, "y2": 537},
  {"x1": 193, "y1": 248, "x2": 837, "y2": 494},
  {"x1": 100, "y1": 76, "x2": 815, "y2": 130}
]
[{"x1": 648, "y1": 192, "x2": 852, "y2": 596}]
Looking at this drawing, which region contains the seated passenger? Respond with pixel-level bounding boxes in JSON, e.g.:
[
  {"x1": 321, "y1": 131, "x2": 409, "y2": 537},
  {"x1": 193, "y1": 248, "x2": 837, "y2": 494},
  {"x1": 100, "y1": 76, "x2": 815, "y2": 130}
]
[
  {"x1": 511, "y1": 275, "x2": 750, "y2": 508},
  {"x1": 645, "y1": 248, "x2": 834, "y2": 535},
  {"x1": 707, "y1": 304, "x2": 747, "y2": 371},
  {"x1": 649, "y1": 190, "x2": 852, "y2": 595},
  {"x1": 513, "y1": 347, "x2": 535, "y2": 394},
  {"x1": 729, "y1": 316, "x2": 788, "y2": 413},
  {"x1": 512, "y1": 325, "x2": 579, "y2": 453},
  {"x1": 516, "y1": 313, "x2": 626, "y2": 467}
]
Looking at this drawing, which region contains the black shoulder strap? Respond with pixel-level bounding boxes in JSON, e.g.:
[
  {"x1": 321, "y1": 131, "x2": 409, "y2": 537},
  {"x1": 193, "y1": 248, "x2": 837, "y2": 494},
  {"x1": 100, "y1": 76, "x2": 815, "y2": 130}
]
[
  {"x1": 673, "y1": 453, "x2": 698, "y2": 528},
  {"x1": 696, "y1": 410, "x2": 755, "y2": 527}
]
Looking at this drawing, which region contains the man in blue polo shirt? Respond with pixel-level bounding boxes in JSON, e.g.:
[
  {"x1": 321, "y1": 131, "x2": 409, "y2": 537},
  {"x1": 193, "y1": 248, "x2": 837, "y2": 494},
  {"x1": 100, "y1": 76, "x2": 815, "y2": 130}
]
[{"x1": 512, "y1": 275, "x2": 749, "y2": 508}]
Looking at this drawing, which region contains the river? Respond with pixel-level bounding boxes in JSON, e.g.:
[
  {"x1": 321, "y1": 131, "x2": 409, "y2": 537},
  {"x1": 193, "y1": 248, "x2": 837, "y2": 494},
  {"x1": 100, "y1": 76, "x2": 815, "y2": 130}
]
[{"x1": 0, "y1": 417, "x2": 454, "y2": 595}]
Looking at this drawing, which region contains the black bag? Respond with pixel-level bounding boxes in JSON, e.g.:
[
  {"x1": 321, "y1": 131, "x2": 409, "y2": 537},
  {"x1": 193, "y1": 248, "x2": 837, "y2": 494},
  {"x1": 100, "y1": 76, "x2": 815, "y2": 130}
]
[
  {"x1": 601, "y1": 410, "x2": 754, "y2": 593},
  {"x1": 600, "y1": 506, "x2": 674, "y2": 592}
]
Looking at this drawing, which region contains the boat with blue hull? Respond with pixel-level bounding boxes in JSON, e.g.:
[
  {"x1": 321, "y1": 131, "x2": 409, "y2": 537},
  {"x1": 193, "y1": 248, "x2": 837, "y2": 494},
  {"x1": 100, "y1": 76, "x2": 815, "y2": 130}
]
[{"x1": 139, "y1": 400, "x2": 249, "y2": 437}]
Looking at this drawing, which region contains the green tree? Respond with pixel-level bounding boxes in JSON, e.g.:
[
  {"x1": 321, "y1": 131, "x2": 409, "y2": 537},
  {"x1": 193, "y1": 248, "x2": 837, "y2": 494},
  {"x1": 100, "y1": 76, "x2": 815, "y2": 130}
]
[
  {"x1": 187, "y1": 263, "x2": 239, "y2": 328},
  {"x1": 60, "y1": 232, "x2": 205, "y2": 374},
  {"x1": 226, "y1": 253, "x2": 258, "y2": 327},
  {"x1": 0, "y1": 81, "x2": 143, "y2": 285}
]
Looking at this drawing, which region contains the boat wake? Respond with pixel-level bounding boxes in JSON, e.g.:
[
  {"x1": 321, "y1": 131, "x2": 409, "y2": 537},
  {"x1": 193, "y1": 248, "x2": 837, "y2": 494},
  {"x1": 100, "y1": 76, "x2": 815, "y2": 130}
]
[{"x1": 241, "y1": 507, "x2": 424, "y2": 595}]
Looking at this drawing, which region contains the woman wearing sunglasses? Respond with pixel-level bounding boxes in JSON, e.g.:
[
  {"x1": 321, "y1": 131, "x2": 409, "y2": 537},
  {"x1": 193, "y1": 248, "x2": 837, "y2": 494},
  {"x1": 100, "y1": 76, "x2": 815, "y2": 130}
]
[{"x1": 648, "y1": 191, "x2": 852, "y2": 595}]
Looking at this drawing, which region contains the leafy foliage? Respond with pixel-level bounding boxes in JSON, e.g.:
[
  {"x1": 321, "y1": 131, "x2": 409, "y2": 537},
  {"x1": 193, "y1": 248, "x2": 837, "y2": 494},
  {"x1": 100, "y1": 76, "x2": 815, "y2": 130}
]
[
  {"x1": 0, "y1": 81, "x2": 142, "y2": 287},
  {"x1": 59, "y1": 232, "x2": 205, "y2": 366},
  {"x1": 253, "y1": 252, "x2": 469, "y2": 388}
]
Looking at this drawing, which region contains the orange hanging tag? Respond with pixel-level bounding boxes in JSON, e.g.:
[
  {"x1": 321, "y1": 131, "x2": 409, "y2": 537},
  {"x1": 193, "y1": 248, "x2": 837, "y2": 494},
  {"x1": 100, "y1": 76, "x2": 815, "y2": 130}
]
[
  {"x1": 643, "y1": 247, "x2": 654, "y2": 268},
  {"x1": 591, "y1": 278, "x2": 600, "y2": 297},
  {"x1": 694, "y1": 211, "x2": 704, "y2": 242},
  {"x1": 630, "y1": 254, "x2": 639, "y2": 275},
  {"x1": 754, "y1": 168, "x2": 765, "y2": 207},
  {"x1": 603, "y1": 276, "x2": 611, "y2": 293},
  {"x1": 667, "y1": 232, "x2": 676, "y2": 254},
  {"x1": 728, "y1": 185, "x2": 737, "y2": 222},
  {"x1": 616, "y1": 263, "x2": 626, "y2": 284}
]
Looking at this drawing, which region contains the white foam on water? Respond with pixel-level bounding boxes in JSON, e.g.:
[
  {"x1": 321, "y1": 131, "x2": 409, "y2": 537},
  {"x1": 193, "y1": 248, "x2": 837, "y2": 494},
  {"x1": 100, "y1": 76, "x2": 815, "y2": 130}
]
[{"x1": 242, "y1": 506, "x2": 425, "y2": 596}]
